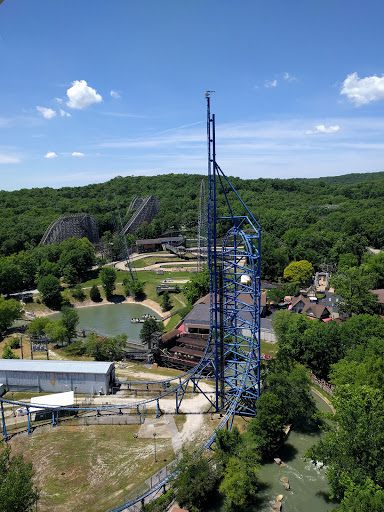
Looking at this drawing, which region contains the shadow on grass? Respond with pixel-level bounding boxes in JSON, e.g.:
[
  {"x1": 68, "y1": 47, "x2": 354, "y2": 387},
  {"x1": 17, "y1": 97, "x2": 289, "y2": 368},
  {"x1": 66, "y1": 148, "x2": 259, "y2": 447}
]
[{"x1": 107, "y1": 294, "x2": 126, "y2": 303}]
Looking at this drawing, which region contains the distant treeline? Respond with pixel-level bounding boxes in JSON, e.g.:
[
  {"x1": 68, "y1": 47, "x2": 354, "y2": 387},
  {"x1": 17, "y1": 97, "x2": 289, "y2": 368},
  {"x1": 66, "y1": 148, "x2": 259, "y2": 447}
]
[{"x1": 1, "y1": 172, "x2": 384, "y2": 280}]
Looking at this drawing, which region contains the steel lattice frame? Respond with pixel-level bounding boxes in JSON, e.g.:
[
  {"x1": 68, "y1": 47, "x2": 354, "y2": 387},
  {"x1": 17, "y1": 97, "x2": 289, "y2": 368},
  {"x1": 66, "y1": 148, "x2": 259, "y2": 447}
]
[
  {"x1": 197, "y1": 178, "x2": 208, "y2": 272},
  {"x1": 192, "y1": 93, "x2": 261, "y2": 418}
]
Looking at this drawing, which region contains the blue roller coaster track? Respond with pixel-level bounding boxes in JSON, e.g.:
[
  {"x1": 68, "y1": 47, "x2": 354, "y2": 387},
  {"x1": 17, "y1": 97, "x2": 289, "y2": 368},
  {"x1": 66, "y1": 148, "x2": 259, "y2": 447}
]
[{"x1": 0, "y1": 94, "x2": 261, "y2": 511}]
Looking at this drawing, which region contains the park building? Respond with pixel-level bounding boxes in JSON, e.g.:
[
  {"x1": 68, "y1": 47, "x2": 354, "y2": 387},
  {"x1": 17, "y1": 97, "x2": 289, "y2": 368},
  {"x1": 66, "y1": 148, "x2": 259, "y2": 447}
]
[{"x1": 0, "y1": 360, "x2": 115, "y2": 395}]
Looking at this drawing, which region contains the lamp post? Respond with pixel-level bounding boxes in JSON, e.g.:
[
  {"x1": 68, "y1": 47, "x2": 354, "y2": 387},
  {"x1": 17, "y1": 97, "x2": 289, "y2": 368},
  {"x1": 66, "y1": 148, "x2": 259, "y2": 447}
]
[
  {"x1": 153, "y1": 432, "x2": 157, "y2": 462},
  {"x1": 11, "y1": 392, "x2": 16, "y2": 428}
]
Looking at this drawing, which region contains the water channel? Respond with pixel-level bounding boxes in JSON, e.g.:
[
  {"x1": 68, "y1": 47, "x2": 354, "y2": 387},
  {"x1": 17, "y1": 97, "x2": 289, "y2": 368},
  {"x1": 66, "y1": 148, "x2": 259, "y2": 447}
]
[
  {"x1": 51, "y1": 303, "x2": 161, "y2": 342},
  {"x1": 255, "y1": 392, "x2": 337, "y2": 511},
  {"x1": 209, "y1": 392, "x2": 337, "y2": 512}
]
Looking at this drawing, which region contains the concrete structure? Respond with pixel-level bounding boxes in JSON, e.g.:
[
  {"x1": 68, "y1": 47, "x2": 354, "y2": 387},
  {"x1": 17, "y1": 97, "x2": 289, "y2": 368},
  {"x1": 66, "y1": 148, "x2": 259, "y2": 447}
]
[{"x1": 0, "y1": 360, "x2": 115, "y2": 395}]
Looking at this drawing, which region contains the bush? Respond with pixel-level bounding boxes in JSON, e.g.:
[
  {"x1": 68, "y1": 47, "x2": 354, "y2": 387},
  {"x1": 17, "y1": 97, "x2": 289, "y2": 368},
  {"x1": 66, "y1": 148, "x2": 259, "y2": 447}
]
[
  {"x1": 72, "y1": 285, "x2": 86, "y2": 302},
  {"x1": 90, "y1": 284, "x2": 102, "y2": 302},
  {"x1": 2, "y1": 344, "x2": 19, "y2": 359},
  {"x1": 9, "y1": 336, "x2": 20, "y2": 349},
  {"x1": 64, "y1": 341, "x2": 86, "y2": 356}
]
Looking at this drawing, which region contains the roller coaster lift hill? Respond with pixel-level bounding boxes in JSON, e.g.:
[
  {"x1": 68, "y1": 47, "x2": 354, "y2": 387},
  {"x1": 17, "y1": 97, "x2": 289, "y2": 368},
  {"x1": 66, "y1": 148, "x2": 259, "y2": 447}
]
[
  {"x1": 201, "y1": 91, "x2": 261, "y2": 417},
  {"x1": 0, "y1": 94, "x2": 261, "y2": 511}
]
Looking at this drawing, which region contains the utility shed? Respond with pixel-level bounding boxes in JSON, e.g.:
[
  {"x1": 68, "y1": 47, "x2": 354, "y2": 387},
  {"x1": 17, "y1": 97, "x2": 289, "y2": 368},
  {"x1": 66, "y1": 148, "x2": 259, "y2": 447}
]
[{"x1": 0, "y1": 360, "x2": 115, "y2": 395}]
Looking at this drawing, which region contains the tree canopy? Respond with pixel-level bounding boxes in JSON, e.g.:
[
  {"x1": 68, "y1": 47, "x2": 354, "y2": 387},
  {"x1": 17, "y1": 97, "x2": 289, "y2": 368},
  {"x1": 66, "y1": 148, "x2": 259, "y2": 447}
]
[
  {"x1": 100, "y1": 267, "x2": 117, "y2": 299},
  {"x1": 0, "y1": 446, "x2": 39, "y2": 512},
  {"x1": 283, "y1": 260, "x2": 314, "y2": 284},
  {"x1": 0, "y1": 298, "x2": 23, "y2": 333}
]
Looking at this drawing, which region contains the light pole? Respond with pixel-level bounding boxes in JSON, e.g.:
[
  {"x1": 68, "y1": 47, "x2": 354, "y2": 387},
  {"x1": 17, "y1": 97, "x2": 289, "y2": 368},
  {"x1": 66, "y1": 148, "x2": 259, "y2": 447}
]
[
  {"x1": 153, "y1": 432, "x2": 157, "y2": 462},
  {"x1": 11, "y1": 392, "x2": 16, "y2": 428}
]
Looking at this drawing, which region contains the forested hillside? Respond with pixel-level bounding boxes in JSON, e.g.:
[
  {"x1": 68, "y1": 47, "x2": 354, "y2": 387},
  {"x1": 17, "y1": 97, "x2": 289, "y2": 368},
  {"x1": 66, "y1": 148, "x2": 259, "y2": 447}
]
[{"x1": 1, "y1": 172, "x2": 384, "y2": 281}]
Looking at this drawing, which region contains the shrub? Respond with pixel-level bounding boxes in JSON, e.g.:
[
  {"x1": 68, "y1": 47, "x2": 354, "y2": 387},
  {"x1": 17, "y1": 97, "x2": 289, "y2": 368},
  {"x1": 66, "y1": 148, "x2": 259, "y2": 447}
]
[
  {"x1": 9, "y1": 337, "x2": 20, "y2": 349},
  {"x1": 72, "y1": 285, "x2": 86, "y2": 302},
  {"x1": 90, "y1": 284, "x2": 102, "y2": 302}
]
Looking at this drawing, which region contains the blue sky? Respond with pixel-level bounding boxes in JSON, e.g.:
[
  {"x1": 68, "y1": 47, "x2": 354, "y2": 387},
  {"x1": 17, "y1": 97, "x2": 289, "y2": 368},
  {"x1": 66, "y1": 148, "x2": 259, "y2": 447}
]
[{"x1": 2, "y1": 1, "x2": 384, "y2": 190}]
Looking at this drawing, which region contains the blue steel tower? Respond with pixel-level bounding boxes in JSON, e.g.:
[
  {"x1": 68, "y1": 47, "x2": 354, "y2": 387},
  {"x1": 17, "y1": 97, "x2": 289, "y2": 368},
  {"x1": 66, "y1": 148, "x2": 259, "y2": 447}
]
[{"x1": 194, "y1": 92, "x2": 262, "y2": 420}]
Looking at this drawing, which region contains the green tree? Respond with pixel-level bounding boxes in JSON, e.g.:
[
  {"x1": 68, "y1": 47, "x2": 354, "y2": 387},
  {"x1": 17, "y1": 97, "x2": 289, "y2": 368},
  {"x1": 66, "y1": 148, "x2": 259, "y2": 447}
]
[
  {"x1": 214, "y1": 427, "x2": 243, "y2": 468},
  {"x1": 0, "y1": 258, "x2": 23, "y2": 296},
  {"x1": 89, "y1": 284, "x2": 102, "y2": 302},
  {"x1": 267, "y1": 287, "x2": 286, "y2": 303},
  {"x1": 61, "y1": 306, "x2": 79, "y2": 343},
  {"x1": 140, "y1": 318, "x2": 163, "y2": 345},
  {"x1": 2, "y1": 344, "x2": 19, "y2": 359},
  {"x1": 184, "y1": 266, "x2": 210, "y2": 305},
  {"x1": 336, "y1": 479, "x2": 384, "y2": 512},
  {"x1": 173, "y1": 452, "x2": 219, "y2": 512},
  {"x1": 37, "y1": 274, "x2": 62, "y2": 309},
  {"x1": 330, "y1": 337, "x2": 384, "y2": 392},
  {"x1": 247, "y1": 392, "x2": 285, "y2": 458},
  {"x1": 160, "y1": 291, "x2": 172, "y2": 311},
  {"x1": 45, "y1": 320, "x2": 68, "y2": 347},
  {"x1": 27, "y1": 316, "x2": 51, "y2": 338},
  {"x1": 58, "y1": 238, "x2": 96, "y2": 279},
  {"x1": 338, "y1": 252, "x2": 358, "y2": 269},
  {"x1": 283, "y1": 260, "x2": 314, "y2": 284},
  {"x1": 100, "y1": 267, "x2": 117, "y2": 299},
  {"x1": 0, "y1": 446, "x2": 39, "y2": 512},
  {"x1": 307, "y1": 385, "x2": 384, "y2": 501},
  {"x1": 124, "y1": 277, "x2": 145, "y2": 299},
  {"x1": 71, "y1": 284, "x2": 86, "y2": 302},
  {"x1": 0, "y1": 298, "x2": 23, "y2": 333},
  {"x1": 63, "y1": 264, "x2": 78, "y2": 286},
  {"x1": 330, "y1": 267, "x2": 378, "y2": 315},
  {"x1": 85, "y1": 333, "x2": 127, "y2": 361},
  {"x1": 219, "y1": 442, "x2": 261, "y2": 511}
]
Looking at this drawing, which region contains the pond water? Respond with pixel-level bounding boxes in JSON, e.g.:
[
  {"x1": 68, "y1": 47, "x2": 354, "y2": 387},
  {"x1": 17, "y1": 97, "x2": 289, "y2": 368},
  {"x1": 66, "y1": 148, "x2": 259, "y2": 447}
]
[
  {"x1": 51, "y1": 303, "x2": 161, "y2": 342},
  {"x1": 208, "y1": 392, "x2": 337, "y2": 512},
  {"x1": 255, "y1": 391, "x2": 337, "y2": 512}
]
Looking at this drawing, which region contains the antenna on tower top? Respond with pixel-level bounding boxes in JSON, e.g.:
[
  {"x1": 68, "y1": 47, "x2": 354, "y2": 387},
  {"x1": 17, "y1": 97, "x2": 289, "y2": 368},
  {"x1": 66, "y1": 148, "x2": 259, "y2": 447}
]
[{"x1": 205, "y1": 90, "x2": 215, "y2": 97}]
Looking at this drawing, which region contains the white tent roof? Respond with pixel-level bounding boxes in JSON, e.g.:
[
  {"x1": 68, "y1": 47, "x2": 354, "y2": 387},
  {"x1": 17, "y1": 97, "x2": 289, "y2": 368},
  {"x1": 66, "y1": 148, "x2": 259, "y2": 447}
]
[{"x1": 30, "y1": 391, "x2": 74, "y2": 411}]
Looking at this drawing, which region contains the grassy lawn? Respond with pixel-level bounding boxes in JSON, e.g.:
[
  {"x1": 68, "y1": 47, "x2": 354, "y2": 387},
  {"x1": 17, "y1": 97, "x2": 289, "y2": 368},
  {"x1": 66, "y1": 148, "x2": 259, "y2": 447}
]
[
  {"x1": 80, "y1": 269, "x2": 128, "y2": 288},
  {"x1": 164, "y1": 314, "x2": 182, "y2": 332},
  {"x1": 114, "y1": 362, "x2": 185, "y2": 381},
  {"x1": 173, "y1": 414, "x2": 187, "y2": 432},
  {"x1": 7, "y1": 424, "x2": 175, "y2": 512},
  {"x1": 260, "y1": 340, "x2": 278, "y2": 357}
]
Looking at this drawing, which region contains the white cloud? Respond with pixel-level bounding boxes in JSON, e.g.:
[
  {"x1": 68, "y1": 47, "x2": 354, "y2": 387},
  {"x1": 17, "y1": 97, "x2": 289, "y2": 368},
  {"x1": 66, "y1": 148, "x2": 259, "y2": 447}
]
[
  {"x1": 44, "y1": 152, "x2": 57, "y2": 159},
  {"x1": 265, "y1": 79, "x2": 277, "y2": 88},
  {"x1": 55, "y1": 97, "x2": 63, "y2": 104},
  {"x1": 283, "y1": 72, "x2": 296, "y2": 81},
  {"x1": 72, "y1": 152, "x2": 84, "y2": 157},
  {"x1": 66, "y1": 80, "x2": 102, "y2": 110},
  {"x1": 110, "y1": 90, "x2": 121, "y2": 99},
  {"x1": 0, "y1": 153, "x2": 20, "y2": 164},
  {"x1": 59, "y1": 109, "x2": 71, "y2": 117},
  {"x1": 305, "y1": 124, "x2": 340, "y2": 135},
  {"x1": 36, "y1": 106, "x2": 56, "y2": 119},
  {"x1": 341, "y1": 72, "x2": 384, "y2": 106}
]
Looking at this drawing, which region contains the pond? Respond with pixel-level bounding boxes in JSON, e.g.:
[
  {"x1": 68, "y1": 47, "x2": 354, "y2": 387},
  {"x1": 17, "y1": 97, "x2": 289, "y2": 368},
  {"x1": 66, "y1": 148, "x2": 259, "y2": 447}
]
[
  {"x1": 255, "y1": 391, "x2": 337, "y2": 511},
  {"x1": 51, "y1": 303, "x2": 161, "y2": 342},
  {"x1": 208, "y1": 392, "x2": 337, "y2": 512}
]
